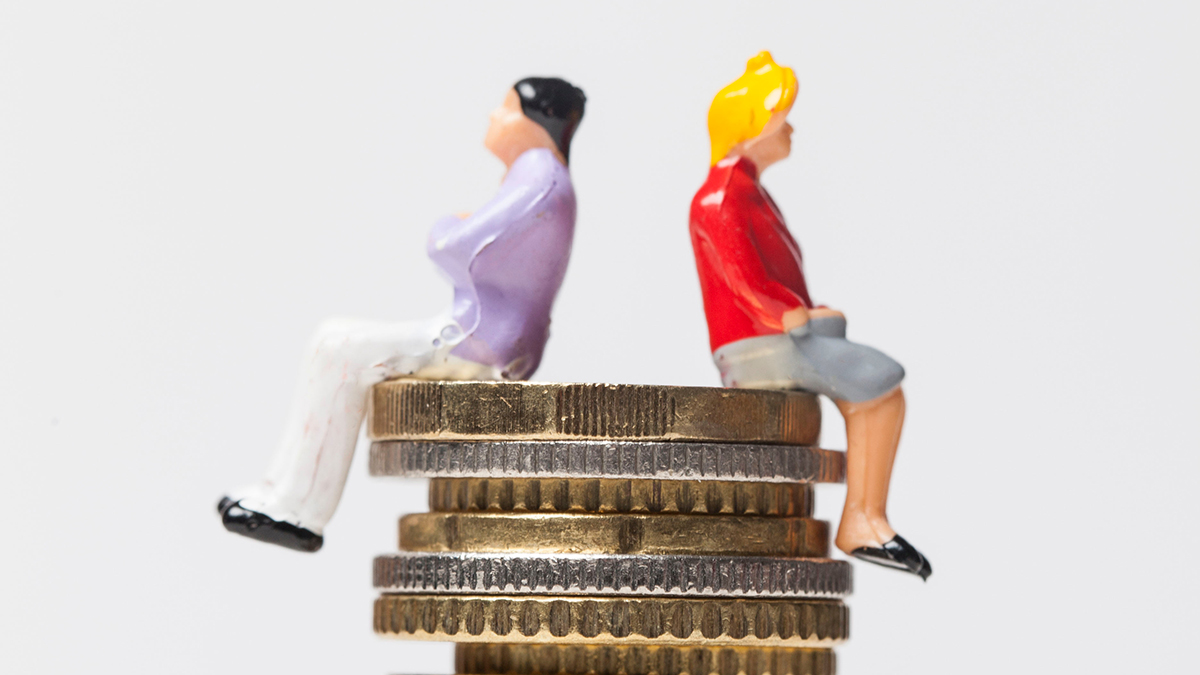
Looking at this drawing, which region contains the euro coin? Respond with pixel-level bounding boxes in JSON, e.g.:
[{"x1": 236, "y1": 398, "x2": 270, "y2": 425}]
[
  {"x1": 374, "y1": 594, "x2": 848, "y2": 646},
  {"x1": 373, "y1": 552, "x2": 851, "y2": 598},
  {"x1": 369, "y1": 381, "x2": 820, "y2": 445},
  {"x1": 371, "y1": 440, "x2": 843, "y2": 484},
  {"x1": 428, "y1": 478, "x2": 813, "y2": 517},
  {"x1": 399, "y1": 513, "x2": 828, "y2": 558},
  {"x1": 456, "y1": 643, "x2": 835, "y2": 675}
]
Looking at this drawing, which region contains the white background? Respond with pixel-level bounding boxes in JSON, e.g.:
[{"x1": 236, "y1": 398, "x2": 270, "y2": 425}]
[{"x1": 1, "y1": 2, "x2": 1197, "y2": 673}]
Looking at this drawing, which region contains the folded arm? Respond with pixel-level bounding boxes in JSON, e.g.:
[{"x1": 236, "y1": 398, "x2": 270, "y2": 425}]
[{"x1": 693, "y1": 209, "x2": 810, "y2": 333}]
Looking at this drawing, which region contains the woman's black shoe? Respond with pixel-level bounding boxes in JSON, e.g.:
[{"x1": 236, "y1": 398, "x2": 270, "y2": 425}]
[
  {"x1": 850, "y1": 534, "x2": 932, "y2": 580},
  {"x1": 216, "y1": 497, "x2": 323, "y2": 553}
]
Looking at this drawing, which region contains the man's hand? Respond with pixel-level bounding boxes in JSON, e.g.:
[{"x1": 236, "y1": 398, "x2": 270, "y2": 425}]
[{"x1": 781, "y1": 306, "x2": 810, "y2": 332}]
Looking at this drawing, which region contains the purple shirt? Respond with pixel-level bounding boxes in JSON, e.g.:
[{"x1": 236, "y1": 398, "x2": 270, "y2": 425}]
[{"x1": 426, "y1": 148, "x2": 576, "y2": 379}]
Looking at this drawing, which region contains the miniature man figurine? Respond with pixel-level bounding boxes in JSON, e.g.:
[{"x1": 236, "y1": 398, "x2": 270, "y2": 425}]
[
  {"x1": 689, "y1": 53, "x2": 931, "y2": 579},
  {"x1": 218, "y1": 78, "x2": 586, "y2": 552}
]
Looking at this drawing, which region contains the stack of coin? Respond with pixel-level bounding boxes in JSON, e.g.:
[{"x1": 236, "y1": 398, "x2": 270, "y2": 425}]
[{"x1": 367, "y1": 381, "x2": 851, "y2": 675}]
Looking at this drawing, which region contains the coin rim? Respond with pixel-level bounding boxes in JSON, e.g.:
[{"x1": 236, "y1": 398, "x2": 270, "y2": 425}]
[
  {"x1": 455, "y1": 643, "x2": 837, "y2": 675},
  {"x1": 371, "y1": 440, "x2": 845, "y2": 484},
  {"x1": 373, "y1": 552, "x2": 852, "y2": 598},
  {"x1": 373, "y1": 594, "x2": 849, "y2": 646},
  {"x1": 399, "y1": 512, "x2": 830, "y2": 558},
  {"x1": 427, "y1": 477, "x2": 814, "y2": 517},
  {"x1": 368, "y1": 380, "x2": 821, "y2": 445}
]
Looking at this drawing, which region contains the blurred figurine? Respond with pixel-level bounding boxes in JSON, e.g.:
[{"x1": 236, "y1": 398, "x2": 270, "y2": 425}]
[
  {"x1": 689, "y1": 52, "x2": 931, "y2": 579},
  {"x1": 218, "y1": 77, "x2": 586, "y2": 552}
]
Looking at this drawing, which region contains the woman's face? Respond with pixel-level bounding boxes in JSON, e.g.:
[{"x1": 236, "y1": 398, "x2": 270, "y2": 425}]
[
  {"x1": 739, "y1": 108, "x2": 793, "y2": 171},
  {"x1": 758, "y1": 109, "x2": 794, "y2": 161}
]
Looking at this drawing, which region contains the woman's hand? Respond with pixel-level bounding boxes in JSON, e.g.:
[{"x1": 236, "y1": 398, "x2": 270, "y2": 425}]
[
  {"x1": 809, "y1": 306, "x2": 846, "y2": 321},
  {"x1": 781, "y1": 306, "x2": 811, "y2": 332}
]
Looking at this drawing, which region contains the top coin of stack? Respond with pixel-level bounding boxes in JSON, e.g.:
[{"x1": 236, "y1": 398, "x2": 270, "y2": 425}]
[{"x1": 368, "y1": 381, "x2": 851, "y2": 675}]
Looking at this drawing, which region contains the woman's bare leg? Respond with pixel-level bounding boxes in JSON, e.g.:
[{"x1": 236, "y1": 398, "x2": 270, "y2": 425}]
[{"x1": 833, "y1": 386, "x2": 905, "y2": 553}]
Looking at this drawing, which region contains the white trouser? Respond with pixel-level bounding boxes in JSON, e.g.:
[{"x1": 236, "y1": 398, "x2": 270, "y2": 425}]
[{"x1": 233, "y1": 315, "x2": 501, "y2": 533}]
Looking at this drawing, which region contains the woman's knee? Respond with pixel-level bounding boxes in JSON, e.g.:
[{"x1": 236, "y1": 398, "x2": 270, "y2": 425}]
[{"x1": 842, "y1": 353, "x2": 905, "y2": 402}]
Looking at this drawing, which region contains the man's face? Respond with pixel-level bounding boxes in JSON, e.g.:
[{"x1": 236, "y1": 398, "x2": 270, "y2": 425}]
[
  {"x1": 484, "y1": 89, "x2": 558, "y2": 165},
  {"x1": 485, "y1": 89, "x2": 526, "y2": 152}
]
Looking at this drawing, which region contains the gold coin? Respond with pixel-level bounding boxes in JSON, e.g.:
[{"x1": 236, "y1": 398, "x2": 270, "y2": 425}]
[
  {"x1": 456, "y1": 643, "x2": 835, "y2": 675},
  {"x1": 369, "y1": 381, "x2": 820, "y2": 445},
  {"x1": 429, "y1": 478, "x2": 813, "y2": 518},
  {"x1": 399, "y1": 513, "x2": 828, "y2": 558},
  {"x1": 374, "y1": 595, "x2": 848, "y2": 647}
]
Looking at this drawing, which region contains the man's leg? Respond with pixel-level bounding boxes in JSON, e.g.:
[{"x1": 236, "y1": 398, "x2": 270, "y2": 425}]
[{"x1": 220, "y1": 316, "x2": 452, "y2": 551}]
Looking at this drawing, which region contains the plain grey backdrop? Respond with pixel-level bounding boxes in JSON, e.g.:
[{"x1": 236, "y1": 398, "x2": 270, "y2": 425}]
[{"x1": 1, "y1": 2, "x2": 1197, "y2": 673}]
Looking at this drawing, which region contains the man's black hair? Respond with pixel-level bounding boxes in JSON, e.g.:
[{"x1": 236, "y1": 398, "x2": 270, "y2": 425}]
[{"x1": 514, "y1": 77, "x2": 586, "y2": 164}]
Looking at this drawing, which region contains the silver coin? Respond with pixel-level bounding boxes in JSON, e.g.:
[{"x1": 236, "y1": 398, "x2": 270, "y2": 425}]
[
  {"x1": 373, "y1": 552, "x2": 852, "y2": 598},
  {"x1": 369, "y1": 440, "x2": 844, "y2": 484}
]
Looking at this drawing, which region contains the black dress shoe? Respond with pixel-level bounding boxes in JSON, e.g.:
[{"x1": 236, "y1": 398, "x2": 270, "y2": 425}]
[
  {"x1": 850, "y1": 534, "x2": 932, "y2": 580},
  {"x1": 217, "y1": 496, "x2": 323, "y2": 553}
]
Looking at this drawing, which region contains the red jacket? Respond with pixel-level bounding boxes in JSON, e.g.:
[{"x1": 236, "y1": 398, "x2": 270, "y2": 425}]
[{"x1": 689, "y1": 157, "x2": 814, "y2": 352}]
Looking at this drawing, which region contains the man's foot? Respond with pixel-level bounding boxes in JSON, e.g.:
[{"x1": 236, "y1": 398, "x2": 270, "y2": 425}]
[
  {"x1": 850, "y1": 534, "x2": 932, "y2": 580},
  {"x1": 216, "y1": 497, "x2": 323, "y2": 552}
]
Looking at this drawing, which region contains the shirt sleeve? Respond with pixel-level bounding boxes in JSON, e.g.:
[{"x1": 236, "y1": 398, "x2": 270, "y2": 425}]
[
  {"x1": 470, "y1": 186, "x2": 571, "y2": 296},
  {"x1": 691, "y1": 192, "x2": 809, "y2": 333}
]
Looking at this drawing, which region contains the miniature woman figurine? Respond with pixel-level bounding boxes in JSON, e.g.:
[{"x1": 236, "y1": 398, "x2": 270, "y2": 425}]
[
  {"x1": 689, "y1": 53, "x2": 931, "y2": 579},
  {"x1": 219, "y1": 78, "x2": 586, "y2": 552}
]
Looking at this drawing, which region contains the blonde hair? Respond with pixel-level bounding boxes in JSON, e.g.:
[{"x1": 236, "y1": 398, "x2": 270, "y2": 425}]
[{"x1": 707, "y1": 51, "x2": 798, "y2": 165}]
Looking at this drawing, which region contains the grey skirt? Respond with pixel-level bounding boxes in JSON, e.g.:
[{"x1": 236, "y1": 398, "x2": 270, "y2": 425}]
[{"x1": 713, "y1": 316, "x2": 904, "y2": 403}]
